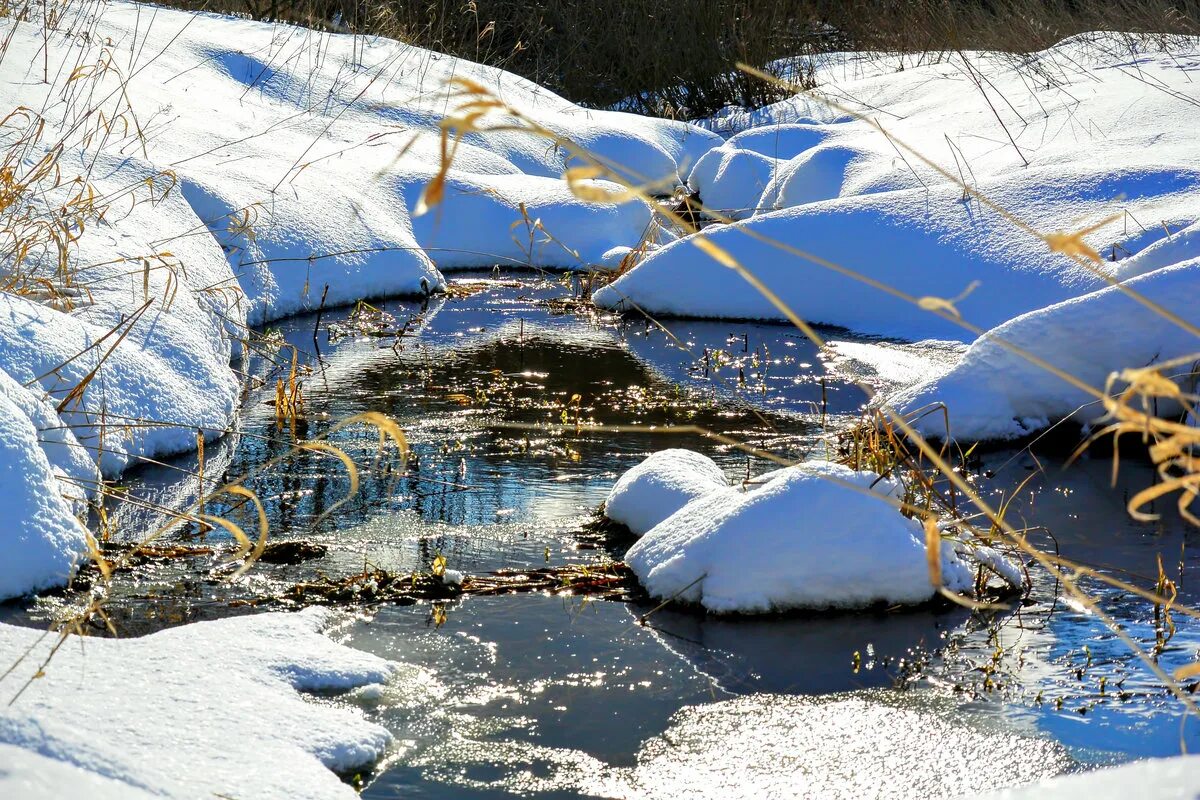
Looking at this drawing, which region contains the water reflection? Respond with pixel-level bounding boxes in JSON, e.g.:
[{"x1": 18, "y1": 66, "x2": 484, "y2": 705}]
[
  {"x1": 349, "y1": 596, "x2": 1064, "y2": 800},
  {"x1": 643, "y1": 604, "x2": 969, "y2": 695}
]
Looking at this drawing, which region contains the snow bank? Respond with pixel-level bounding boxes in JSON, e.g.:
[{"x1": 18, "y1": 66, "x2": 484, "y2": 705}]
[
  {"x1": 603, "y1": 449, "x2": 729, "y2": 534},
  {"x1": 0, "y1": 745, "x2": 160, "y2": 800},
  {"x1": 0, "y1": 608, "x2": 394, "y2": 800},
  {"x1": 623, "y1": 459, "x2": 974, "y2": 613},
  {"x1": 403, "y1": 172, "x2": 654, "y2": 269},
  {"x1": 975, "y1": 756, "x2": 1200, "y2": 800},
  {"x1": 597, "y1": 37, "x2": 1200, "y2": 341},
  {"x1": 892, "y1": 259, "x2": 1200, "y2": 441},
  {"x1": 0, "y1": 388, "x2": 89, "y2": 600}
]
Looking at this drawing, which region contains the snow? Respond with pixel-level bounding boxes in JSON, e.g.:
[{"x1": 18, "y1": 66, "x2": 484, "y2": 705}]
[
  {"x1": 0, "y1": 608, "x2": 395, "y2": 800},
  {"x1": 0, "y1": 386, "x2": 89, "y2": 601},
  {"x1": 892, "y1": 259, "x2": 1200, "y2": 441},
  {"x1": 0, "y1": 745, "x2": 160, "y2": 800},
  {"x1": 725, "y1": 123, "x2": 834, "y2": 161},
  {"x1": 973, "y1": 755, "x2": 1200, "y2": 800},
  {"x1": 596, "y1": 37, "x2": 1200, "y2": 343},
  {"x1": 0, "y1": 0, "x2": 719, "y2": 598},
  {"x1": 614, "y1": 691, "x2": 1069, "y2": 799},
  {"x1": 603, "y1": 449, "x2": 730, "y2": 534},
  {"x1": 686, "y1": 146, "x2": 775, "y2": 220},
  {"x1": 621, "y1": 458, "x2": 976, "y2": 613},
  {"x1": 404, "y1": 172, "x2": 654, "y2": 269}
]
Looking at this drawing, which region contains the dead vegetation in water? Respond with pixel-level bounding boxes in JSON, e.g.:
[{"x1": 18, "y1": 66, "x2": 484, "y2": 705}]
[
  {"x1": 242, "y1": 560, "x2": 643, "y2": 608},
  {"x1": 325, "y1": 299, "x2": 427, "y2": 342}
]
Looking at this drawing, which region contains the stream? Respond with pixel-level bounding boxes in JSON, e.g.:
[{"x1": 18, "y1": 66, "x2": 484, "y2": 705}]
[{"x1": 4, "y1": 270, "x2": 1199, "y2": 798}]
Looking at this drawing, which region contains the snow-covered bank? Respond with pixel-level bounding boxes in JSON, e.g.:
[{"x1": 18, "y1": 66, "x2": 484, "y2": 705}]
[
  {"x1": 594, "y1": 35, "x2": 1200, "y2": 441},
  {"x1": 0, "y1": 608, "x2": 394, "y2": 799},
  {"x1": 892, "y1": 257, "x2": 1200, "y2": 441},
  {"x1": 596, "y1": 34, "x2": 1200, "y2": 338},
  {"x1": 604, "y1": 451, "x2": 1019, "y2": 613},
  {"x1": 0, "y1": 0, "x2": 718, "y2": 599}
]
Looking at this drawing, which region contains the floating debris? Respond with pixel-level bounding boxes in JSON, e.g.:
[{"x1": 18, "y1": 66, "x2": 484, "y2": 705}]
[
  {"x1": 257, "y1": 540, "x2": 328, "y2": 565},
  {"x1": 326, "y1": 300, "x2": 420, "y2": 342},
  {"x1": 264, "y1": 561, "x2": 642, "y2": 608}
]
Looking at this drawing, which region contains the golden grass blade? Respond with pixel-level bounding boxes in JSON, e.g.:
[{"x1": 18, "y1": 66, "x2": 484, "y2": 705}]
[{"x1": 924, "y1": 516, "x2": 942, "y2": 589}]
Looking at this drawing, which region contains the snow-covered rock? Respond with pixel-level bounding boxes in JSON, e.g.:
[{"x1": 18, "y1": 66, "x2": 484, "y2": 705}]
[
  {"x1": 624, "y1": 459, "x2": 974, "y2": 613},
  {"x1": 0, "y1": 608, "x2": 394, "y2": 800},
  {"x1": 604, "y1": 449, "x2": 730, "y2": 534},
  {"x1": 893, "y1": 259, "x2": 1200, "y2": 441}
]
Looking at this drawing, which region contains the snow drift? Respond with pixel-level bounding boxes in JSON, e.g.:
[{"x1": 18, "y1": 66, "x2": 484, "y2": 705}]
[
  {"x1": 0, "y1": 608, "x2": 394, "y2": 799},
  {"x1": 596, "y1": 36, "x2": 1200, "y2": 440}
]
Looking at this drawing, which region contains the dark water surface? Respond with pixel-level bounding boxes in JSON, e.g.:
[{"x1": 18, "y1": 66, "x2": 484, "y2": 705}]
[{"x1": 6, "y1": 272, "x2": 1200, "y2": 798}]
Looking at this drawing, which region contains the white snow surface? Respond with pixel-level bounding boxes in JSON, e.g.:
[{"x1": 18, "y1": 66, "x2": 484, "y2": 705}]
[
  {"x1": 0, "y1": 0, "x2": 718, "y2": 599},
  {"x1": 0, "y1": 745, "x2": 161, "y2": 800},
  {"x1": 620, "y1": 457, "x2": 975, "y2": 613},
  {"x1": 892, "y1": 258, "x2": 1200, "y2": 441},
  {"x1": 971, "y1": 755, "x2": 1200, "y2": 800},
  {"x1": 686, "y1": 146, "x2": 775, "y2": 221},
  {"x1": 596, "y1": 37, "x2": 1200, "y2": 342},
  {"x1": 0, "y1": 608, "x2": 395, "y2": 800},
  {"x1": 0, "y1": 385, "x2": 90, "y2": 601},
  {"x1": 603, "y1": 449, "x2": 730, "y2": 534}
]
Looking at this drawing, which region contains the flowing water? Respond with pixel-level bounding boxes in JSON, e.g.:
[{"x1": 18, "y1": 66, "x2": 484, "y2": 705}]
[{"x1": 5, "y1": 271, "x2": 1199, "y2": 797}]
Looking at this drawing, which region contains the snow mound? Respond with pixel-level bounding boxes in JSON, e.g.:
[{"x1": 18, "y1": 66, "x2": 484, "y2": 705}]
[
  {"x1": 403, "y1": 172, "x2": 653, "y2": 270},
  {"x1": 724, "y1": 123, "x2": 833, "y2": 161},
  {"x1": 972, "y1": 755, "x2": 1200, "y2": 800},
  {"x1": 892, "y1": 259, "x2": 1200, "y2": 442},
  {"x1": 604, "y1": 449, "x2": 730, "y2": 534},
  {"x1": 594, "y1": 186, "x2": 1105, "y2": 340},
  {"x1": 686, "y1": 147, "x2": 775, "y2": 221},
  {"x1": 759, "y1": 143, "x2": 874, "y2": 210},
  {"x1": 0, "y1": 608, "x2": 395, "y2": 800},
  {"x1": 624, "y1": 460, "x2": 974, "y2": 613},
  {"x1": 178, "y1": 165, "x2": 444, "y2": 326},
  {"x1": 0, "y1": 388, "x2": 89, "y2": 601}
]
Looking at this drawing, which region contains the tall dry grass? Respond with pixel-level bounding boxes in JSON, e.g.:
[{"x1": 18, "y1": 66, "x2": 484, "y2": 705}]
[{"x1": 151, "y1": 0, "x2": 1200, "y2": 117}]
